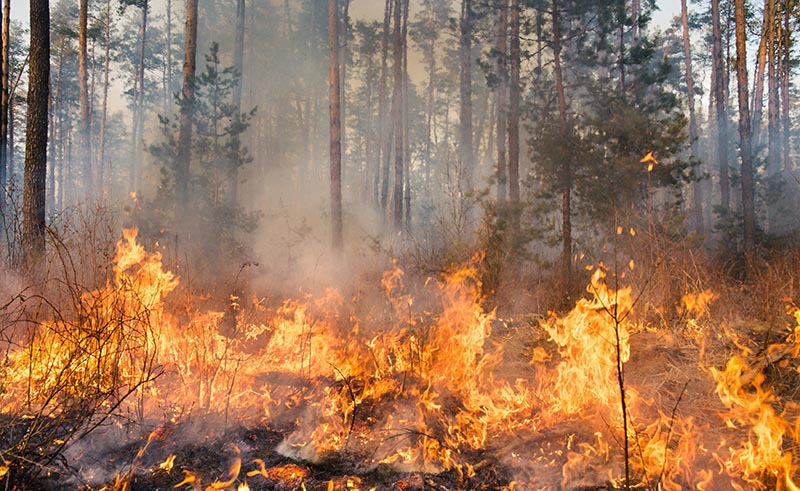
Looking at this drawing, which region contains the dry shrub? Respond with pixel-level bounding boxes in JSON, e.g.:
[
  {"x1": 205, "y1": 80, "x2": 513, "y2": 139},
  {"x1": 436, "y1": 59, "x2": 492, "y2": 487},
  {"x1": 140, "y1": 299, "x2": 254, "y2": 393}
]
[{"x1": 0, "y1": 205, "x2": 162, "y2": 486}]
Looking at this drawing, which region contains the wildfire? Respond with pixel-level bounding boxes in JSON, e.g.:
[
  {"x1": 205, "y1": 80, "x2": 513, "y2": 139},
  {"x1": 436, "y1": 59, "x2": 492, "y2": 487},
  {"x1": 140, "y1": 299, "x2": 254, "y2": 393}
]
[{"x1": 3, "y1": 229, "x2": 799, "y2": 490}]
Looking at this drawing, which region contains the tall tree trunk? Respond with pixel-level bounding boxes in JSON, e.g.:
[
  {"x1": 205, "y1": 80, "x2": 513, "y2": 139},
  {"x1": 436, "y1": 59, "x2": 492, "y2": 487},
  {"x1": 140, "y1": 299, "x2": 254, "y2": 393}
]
[
  {"x1": 459, "y1": 0, "x2": 473, "y2": 192},
  {"x1": 734, "y1": 0, "x2": 755, "y2": 262},
  {"x1": 98, "y1": 0, "x2": 112, "y2": 200},
  {"x1": 402, "y1": 0, "x2": 410, "y2": 228},
  {"x1": 79, "y1": 0, "x2": 93, "y2": 199},
  {"x1": 329, "y1": 0, "x2": 343, "y2": 249},
  {"x1": 681, "y1": 0, "x2": 702, "y2": 233},
  {"x1": 712, "y1": 0, "x2": 730, "y2": 213},
  {"x1": 781, "y1": 0, "x2": 790, "y2": 179},
  {"x1": 391, "y1": 0, "x2": 403, "y2": 229},
  {"x1": 507, "y1": 0, "x2": 520, "y2": 205},
  {"x1": 0, "y1": 0, "x2": 7, "y2": 189},
  {"x1": 339, "y1": 0, "x2": 349, "y2": 185},
  {"x1": 766, "y1": 0, "x2": 779, "y2": 188},
  {"x1": 553, "y1": 0, "x2": 571, "y2": 294},
  {"x1": 378, "y1": 0, "x2": 392, "y2": 212},
  {"x1": 495, "y1": 0, "x2": 507, "y2": 202},
  {"x1": 23, "y1": 0, "x2": 50, "y2": 267},
  {"x1": 165, "y1": 0, "x2": 172, "y2": 114},
  {"x1": 424, "y1": 21, "x2": 435, "y2": 205},
  {"x1": 751, "y1": 0, "x2": 769, "y2": 149},
  {"x1": 130, "y1": 3, "x2": 148, "y2": 193},
  {"x1": 230, "y1": 0, "x2": 245, "y2": 209},
  {"x1": 176, "y1": 0, "x2": 198, "y2": 224},
  {"x1": 48, "y1": 38, "x2": 65, "y2": 215}
]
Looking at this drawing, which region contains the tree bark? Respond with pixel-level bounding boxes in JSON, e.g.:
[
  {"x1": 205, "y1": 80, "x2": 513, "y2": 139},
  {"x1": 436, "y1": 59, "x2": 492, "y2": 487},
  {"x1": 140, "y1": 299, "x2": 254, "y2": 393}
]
[
  {"x1": 22, "y1": 0, "x2": 50, "y2": 267},
  {"x1": 176, "y1": 0, "x2": 198, "y2": 224},
  {"x1": 98, "y1": 0, "x2": 112, "y2": 200},
  {"x1": 339, "y1": 0, "x2": 350, "y2": 185},
  {"x1": 165, "y1": 0, "x2": 173, "y2": 114},
  {"x1": 507, "y1": 0, "x2": 520, "y2": 206},
  {"x1": 712, "y1": 0, "x2": 730, "y2": 213},
  {"x1": 495, "y1": 0, "x2": 507, "y2": 202},
  {"x1": 553, "y1": 0, "x2": 571, "y2": 293},
  {"x1": 751, "y1": 0, "x2": 768, "y2": 149},
  {"x1": 781, "y1": 0, "x2": 790, "y2": 181},
  {"x1": 734, "y1": 0, "x2": 756, "y2": 262},
  {"x1": 329, "y1": 0, "x2": 343, "y2": 250},
  {"x1": 681, "y1": 0, "x2": 702, "y2": 233},
  {"x1": 459, "y1": 0, "x2": 473, "y2": 192},
  {"x1": 391, "y1": 0, "x2": 403, "y2": 229},
  {"x1": 230, "y1": 0, "x2": 245, "y2": 209},
  {"x1": 378, "y1": 0, "x2": 392, "y2": 212},
  {"x1": 766, "y1": 0, "x2": 779, "y2": 187},
  {"x1": 401, "y1": 0, "x2": 410, "y2": 228},
  {"x1": 79, "y1": 0, "x2": 93, "y2": 198},
  {"x1": 130, "y1": 2, "x2": 148, "y2": 193},
  {"x1": 0, "y1": 0, "x2": 7, "y2": 188}
]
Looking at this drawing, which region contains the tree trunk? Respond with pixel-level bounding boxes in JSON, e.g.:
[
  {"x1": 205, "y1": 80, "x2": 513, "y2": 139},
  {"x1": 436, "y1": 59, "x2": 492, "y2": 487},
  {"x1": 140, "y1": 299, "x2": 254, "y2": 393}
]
[
  {"x1": 459, "y1": 0, "x2": 473, "y2": 192},
  {"x1": 230, "y1": 0, "x2": 245, "y2": 209},
  {"x1": 130, "y1": 3, "x2": 148, "y2": 193},
  {"x1": 751, "y1": 0, "x2": 768, "y2": 149},
  {"x1": 98, "y1": 0, "x2": 112, "y2": 200},
  {"x1": 164, "y1": 0, "x2": 173, "y2": 114},
  {"x1": 553, "y1": 0, "x2": 571, "y2": 294},
  {"x1": 0, "y1": 0, "x2": 7, "y2": 189},
  {"x1": 378, "y1": 0, "x2": 392, "y2": 212},
  {"x1": 734, "y1": 0, "x2": 755, "y2": 262},
  {"x1": 712, "y1": 0, "x2": 730, "y2": 213},
  {"x1": 766, "y1": 0, "x2": 779, "y2": 189},
  {"x1": 176, "y1": 0, "x2": 198, "y2": 224},
  {"x1": 391, "y1": 0, "x2": 403, "y2": 229},
  {"x1": 402, "y1": 0, "x2": 410, "y2": 228},
  {"x1": 495, "y1": 0, "x2": 507, "y2": 202},
  {"x1": 22, "y1": 0, "x2": 50, "y2": 267},
  {"x1": 328, "y1": 0, "x2": 343, "y2": 250},
  {"x1": 79, "y1": 0, "x2": 93, "y2": 199},
  {"x1": 681, "y1": 0, "x2": 702, "y2": 233},
  {"x1": 339, "y1": 0, "x2": 349, "y2": 185},
  {"x1": 424, "y1": 17, "x2": 436, "y2": 205},
  {"x1": 781, "y1": 0, "x2": 790, "y2": 181},
  {"x1": 48, "y1": 38, "x2": 65, "y2": 215},
  {"x1": 508, "y1": 0, "x2": 520, "y2": 206}
]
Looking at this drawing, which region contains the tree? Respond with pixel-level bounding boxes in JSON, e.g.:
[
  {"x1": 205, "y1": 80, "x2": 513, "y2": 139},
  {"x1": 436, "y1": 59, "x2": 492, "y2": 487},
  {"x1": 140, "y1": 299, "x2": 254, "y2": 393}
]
[
  {"x1": 711, "y1": 0, "x2": 730, "y2": 214},
  {"x1": 494, "y1": 0, "x2": 507, "y2": 202},
  {"x1": 734, "y1": 0, "x2": 755, "y2": 261},
  {"x1": 97, "y1": 0, "x2": 112, "y2": 198},
  {"x1": 329, "y1": 0, "x2": 343, "y2": 249},
  {"x1": 231, "y1": 0, "x2": 245, "y2": 208},
  {"x1": 175, "y1": 0, "x2": 198, "y2": 224},
  {"x1": 507, "y1": 0, "x2": 519, "y2": 205},
  {"x1": 391, "y1": 0, "x2": 403, "y2": 229},
  {"x1": 79, "y1": 0, "x2": 93, "y2": 198},
  {"x1": 0, "y1": 0, "x2": 7, "y2": 189},
  {"x1": 119, "y1": 0, "x2": 149, "y2": 193},
  {"x1": 459, "y1": 0, "x2": 473, "y2": 191},
  {"x1": 22, "y1": 0, "x2": 50, "y2": 266},
  {"x1": 552, "y1": 0, "x2": 572, "y2": 291},
  {"x1": 681, "y1": 0, "x2": 701, "y2": 232}
]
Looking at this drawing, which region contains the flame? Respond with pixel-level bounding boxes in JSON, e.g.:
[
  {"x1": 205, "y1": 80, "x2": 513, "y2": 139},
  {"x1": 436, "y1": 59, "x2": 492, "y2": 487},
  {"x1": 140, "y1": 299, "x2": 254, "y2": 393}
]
[
  {"x1": 6, "y1": 229, "x2": 800, "y2": 489},
  {"x1": 159, "y1": 454, "x2": 176, "y2": 473},
  {"x1": 539, "y1": 269, "x2": 632, "y2": 419},
  {"x1": 680, "y1": 289, "x2": 718, "y2": 318}
]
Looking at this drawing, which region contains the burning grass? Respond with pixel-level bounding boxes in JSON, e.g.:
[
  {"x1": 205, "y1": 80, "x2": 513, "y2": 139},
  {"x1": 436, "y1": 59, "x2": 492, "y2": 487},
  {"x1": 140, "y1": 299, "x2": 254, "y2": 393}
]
[{"x1": 1, "y1": 229, "x2": 800, "y2": 490}]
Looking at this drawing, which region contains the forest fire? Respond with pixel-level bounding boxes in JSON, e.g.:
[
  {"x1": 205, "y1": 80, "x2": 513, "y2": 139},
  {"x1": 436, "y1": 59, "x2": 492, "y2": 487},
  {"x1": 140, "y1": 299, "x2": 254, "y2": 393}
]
[{"x1": 0, "y1": 230, "x2": 797, "y2": 490}]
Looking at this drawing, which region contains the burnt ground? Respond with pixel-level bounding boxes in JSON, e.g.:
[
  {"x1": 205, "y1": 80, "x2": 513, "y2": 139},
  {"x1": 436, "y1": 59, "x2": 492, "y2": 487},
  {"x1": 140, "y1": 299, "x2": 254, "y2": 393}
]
[{"x1": 28, "y1": 422, "x2": 516, "y2": 491}]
